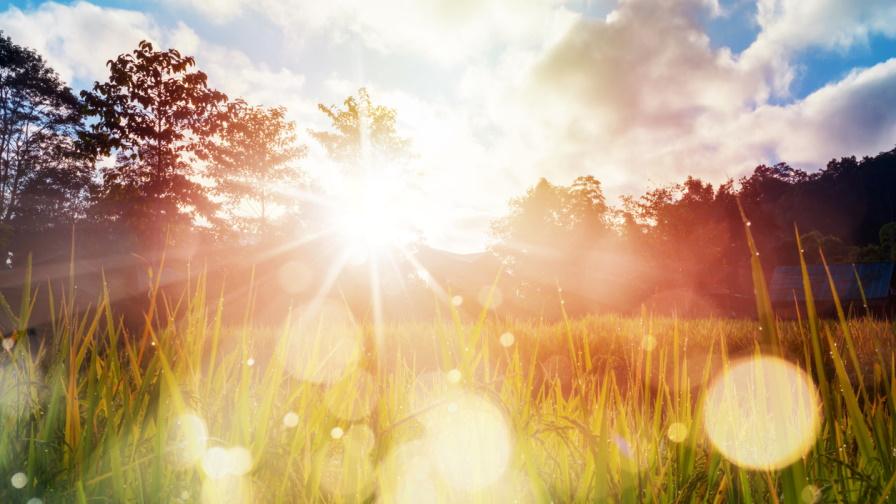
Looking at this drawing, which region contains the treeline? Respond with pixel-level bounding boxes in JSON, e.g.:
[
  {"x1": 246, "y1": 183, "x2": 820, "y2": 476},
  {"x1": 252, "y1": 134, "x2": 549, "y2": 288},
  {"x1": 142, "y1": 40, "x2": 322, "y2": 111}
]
[
  {"x1": 3, "y1": 32, "x2": 895, "y2": 318},
  {"x1": 494, "y1": 152, "x2": 896, "y2": 316},
  {"x1": 1, "y1": 34, "x2": 406, "y2": 264}
]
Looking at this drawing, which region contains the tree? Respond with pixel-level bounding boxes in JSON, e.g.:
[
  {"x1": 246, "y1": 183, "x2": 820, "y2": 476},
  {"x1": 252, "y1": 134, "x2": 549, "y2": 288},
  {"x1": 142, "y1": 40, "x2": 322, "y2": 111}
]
[
  {"x1": 0, "y1": 33, "x2": 94, "y2": 239},
  {"x1": 490, "y1": 176, "x2": 615, "y2": 307},
  {"x1": 204, "y1": 100, "x2": 306, "y2": 237},
  {"x1": 81, "y1": 40, "x2": 227, "y2": 245},
  {"x1": 310, "y1": 88, "x2": 409, "y2": 168},
  {"x1": 880, "y1": 222, "x2": 896, "y2": 261}
]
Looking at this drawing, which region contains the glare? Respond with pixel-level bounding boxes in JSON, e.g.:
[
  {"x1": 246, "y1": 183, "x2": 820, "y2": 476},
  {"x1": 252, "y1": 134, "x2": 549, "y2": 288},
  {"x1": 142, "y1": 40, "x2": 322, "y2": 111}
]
[
  {"x1": 330, "y1": 426, "x2": 345, "y2": 440},
  {"x1": 201, "y1": 474, "x2": 253, "y2": 504},
  {"x1": 499, "y1": 332, "x2": 515, "y2": 348},
  {"x1": 282, "y1": 411, "x2": 300, "y2": 428},
  {"x1": 334, "y1": 177, "x2": 414, "y2": 260},
  {"x1": 445, "y1": 368, "x2": 462, "y2": 384},
  {"x1": 201, "y1": 446, "x2": 252, "y2": 479},
  {"x1": 666, "y1": 422, "x2": 688, "y2": 443},
  {"x1": 702, "y1": 356, "x2": 821, "y2": 470},
  {"x1": 168, "y1": 413, "x2": 208, "y2": 467},
  {"x1": 377, "y1": 441, "x2": 440, "y2": 504},
  {"x1": 11, "y1": 471, "x2": 27, "y2": 489},
  {"x1": 421, "y1": 392, "x2": 513, "y2": 491}
]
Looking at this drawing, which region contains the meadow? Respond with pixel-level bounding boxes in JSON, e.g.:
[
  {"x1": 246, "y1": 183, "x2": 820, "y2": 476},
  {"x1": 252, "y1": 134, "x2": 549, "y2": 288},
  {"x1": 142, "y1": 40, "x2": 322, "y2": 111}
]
[{"x1": 0, "y1": 248, "x2": 894, "y2": 504}]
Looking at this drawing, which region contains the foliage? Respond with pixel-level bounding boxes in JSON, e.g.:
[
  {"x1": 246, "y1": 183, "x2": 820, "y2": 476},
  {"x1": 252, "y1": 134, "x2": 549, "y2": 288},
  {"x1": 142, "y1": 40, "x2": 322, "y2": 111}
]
[
  {"x1": 0, "y1": 251, "x2": 894, "y2": 502},
  {"x1": 204, "y1": 100, "x2": 306, "y2": 237},
  {"x1": 310, "y1": 87, "x2": 409, "y2": 168},
  {"x1": 0, "y1": 32, "x2": 94, "y2": 232},
  {"x1": 491, "y1": 176, "x2": 617, "y2": 310},
  {"x1": 492, "y1": 176, "x2": 612, "y2": 262},
  {"x1": 81, "y1": 40, "x2": 227, "y2": 244}
]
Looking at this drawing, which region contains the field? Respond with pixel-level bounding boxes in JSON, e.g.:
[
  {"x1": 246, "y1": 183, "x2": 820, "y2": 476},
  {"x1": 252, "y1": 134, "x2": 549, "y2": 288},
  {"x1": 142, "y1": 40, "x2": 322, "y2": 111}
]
[{"x1": 0, "y1": 254, "x2": 894, "y2": 504}]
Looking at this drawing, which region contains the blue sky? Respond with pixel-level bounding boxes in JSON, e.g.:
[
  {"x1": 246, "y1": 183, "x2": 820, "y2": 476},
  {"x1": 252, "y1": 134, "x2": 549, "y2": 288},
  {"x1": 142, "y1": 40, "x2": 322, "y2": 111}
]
[{"x1": 2, "y1": 0, "x2": 896, "y2": 251}]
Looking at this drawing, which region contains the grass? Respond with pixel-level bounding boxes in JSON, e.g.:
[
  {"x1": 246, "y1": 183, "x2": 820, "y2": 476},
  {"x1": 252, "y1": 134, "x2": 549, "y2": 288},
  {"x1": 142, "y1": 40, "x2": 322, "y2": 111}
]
[{"x1": 0, "y1": 245, "x2": 894, "y2": 503}]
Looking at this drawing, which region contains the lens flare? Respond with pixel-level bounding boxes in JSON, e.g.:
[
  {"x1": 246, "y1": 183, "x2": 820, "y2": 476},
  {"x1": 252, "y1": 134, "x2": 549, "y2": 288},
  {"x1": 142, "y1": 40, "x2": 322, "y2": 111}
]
[
  {"x1": 201, "y1": 446, "x2": 253, "y2": 479},
  {"x1": 282, "y1": 411, "x2": 300, "y2": 428},
  {"x1": 201, "y1": 474, "x2": 253, "y2": 504},
  {"x1": 11, "y1": 471, "x2": 27, "y2": 489},
  {"x1": 421, "y1": 392, "x2": 512, "y2": 491},
  {"x1": 445, "y1": 369, "x2": 462, "y2": 384},
  {"x1": 702, "y1": 356, "x2": 821, "y2": 470},
  {"x1": 168, "y1": 413, "x2": 209, "y2": 467},
  {"x1": 666, "y1": 422, "x2": 688, "y2": 443},
  {"x1": 378, "y1": 441, "x2": 440, "y2": 504},
  {"x1": 499, "y1": 332, "x2": 515, "y2": 348}
]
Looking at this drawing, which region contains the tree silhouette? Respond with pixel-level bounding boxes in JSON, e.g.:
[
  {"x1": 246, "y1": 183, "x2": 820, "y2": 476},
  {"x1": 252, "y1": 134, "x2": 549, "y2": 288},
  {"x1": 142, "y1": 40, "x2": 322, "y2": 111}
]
[
  {"x1": 0, "y1": 33, "x2": 94, "y2": 243},
  {"x1": 492, "y1": 176, "x2": 612, "y2": 263},
  {"x1": 491, "y1": 176, "x2": 615, "y2": 310},
  {"x1": 204, "y1": 100, "x2": 306, "y2": 238},
  {"x1": 81, "y1": 40, "x2": 227, "y2": 245},
  {"x1": 310, "y1": 88, "x2": 409, "y2": 168}
]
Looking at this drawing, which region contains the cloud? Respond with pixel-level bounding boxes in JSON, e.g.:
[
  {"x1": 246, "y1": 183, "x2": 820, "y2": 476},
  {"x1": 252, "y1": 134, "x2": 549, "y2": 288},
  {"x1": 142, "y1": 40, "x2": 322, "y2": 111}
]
[
  {"x1": 741, "y1": 0, "x2": 896, "y2": 98},
  {"x1": 0, "y1": 1, "x2": 160, "y2": 84},
  {"x1": 751, "y1": 58, "x2": 896, "y2": 167},
  {"x1": 505, "y1": 0, "x2": 762, "y2": 192},
  {"x1": 0, "y1": 2, "x2": 311, "y2": 117},
  {"x1": 168, "y1": 0, "x2": 579, "y2": 65},
  {"x1": 485, "y1": 0, "x2": 896, "y2": 201}
]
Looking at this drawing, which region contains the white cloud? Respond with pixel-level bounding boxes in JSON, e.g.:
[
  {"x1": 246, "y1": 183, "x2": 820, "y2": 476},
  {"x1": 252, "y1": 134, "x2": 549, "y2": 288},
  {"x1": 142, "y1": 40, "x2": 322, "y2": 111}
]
[
  {"x1": 0, "y1": 2, "x2": 311, "y2": 118},
  {"x1": 0, "y1": 1, "x2": 160, "y2": 84},
  {"x1": 169, "y1": 0, "x2": 580, "y2": 65},
  {"x1": 479, "y1": 0, "x2": 896, "y2": 203},
  {"x1": 750, "y1": 58, "x2": 896, "y2": 167},
  {"x1": 741, "y1": 0, "x2": 896, "y2": 98}
]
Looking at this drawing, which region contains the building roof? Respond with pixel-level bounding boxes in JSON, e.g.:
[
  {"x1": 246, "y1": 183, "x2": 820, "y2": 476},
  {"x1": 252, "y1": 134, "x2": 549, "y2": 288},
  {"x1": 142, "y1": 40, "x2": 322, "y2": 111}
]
[{"x1": 769, "y1": 262, "x2": 895, "y2": 303}]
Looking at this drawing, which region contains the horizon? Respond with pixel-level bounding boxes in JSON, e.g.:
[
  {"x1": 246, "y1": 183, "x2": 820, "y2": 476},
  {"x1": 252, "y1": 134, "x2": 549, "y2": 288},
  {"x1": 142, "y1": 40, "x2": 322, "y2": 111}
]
[{"x1": 3, "y1": 0, "x2": 895, "y2": 252}]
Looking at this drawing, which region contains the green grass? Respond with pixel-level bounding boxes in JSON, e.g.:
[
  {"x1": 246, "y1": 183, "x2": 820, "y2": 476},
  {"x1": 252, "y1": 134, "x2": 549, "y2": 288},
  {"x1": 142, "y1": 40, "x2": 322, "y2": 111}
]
[{"x1": 0, "y1": 250, "x2": 894, "y2": 503}]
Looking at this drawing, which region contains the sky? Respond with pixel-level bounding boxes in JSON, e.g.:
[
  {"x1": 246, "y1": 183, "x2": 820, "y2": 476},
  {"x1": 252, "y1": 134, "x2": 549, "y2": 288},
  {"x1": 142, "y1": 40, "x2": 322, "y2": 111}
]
[{"x1": 2, "y1": 0, "x2": 896, "y2": 252}]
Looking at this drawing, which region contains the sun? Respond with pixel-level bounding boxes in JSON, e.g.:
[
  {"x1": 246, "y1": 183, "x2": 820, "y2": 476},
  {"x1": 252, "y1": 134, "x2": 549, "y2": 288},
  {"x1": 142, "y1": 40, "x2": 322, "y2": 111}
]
[{"x1": 334, "y1": 177, "x2": 415, "y2": 261}]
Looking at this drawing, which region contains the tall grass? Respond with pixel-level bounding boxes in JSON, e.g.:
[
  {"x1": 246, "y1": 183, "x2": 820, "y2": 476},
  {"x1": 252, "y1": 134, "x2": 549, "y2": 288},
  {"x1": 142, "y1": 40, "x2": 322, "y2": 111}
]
[{"x1": 0, "y1": 247, "x2": 893, "y2": 502}]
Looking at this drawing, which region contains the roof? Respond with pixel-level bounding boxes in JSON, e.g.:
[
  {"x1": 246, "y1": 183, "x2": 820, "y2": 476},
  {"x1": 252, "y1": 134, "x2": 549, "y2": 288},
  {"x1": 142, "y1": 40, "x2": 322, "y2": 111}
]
[{"x1": 769, "y1": 262, "x2": 895, "y2": 303}]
